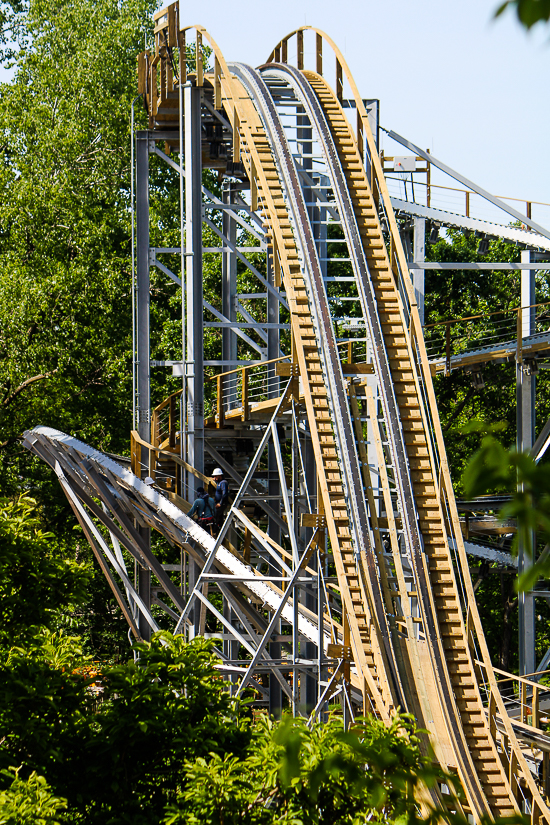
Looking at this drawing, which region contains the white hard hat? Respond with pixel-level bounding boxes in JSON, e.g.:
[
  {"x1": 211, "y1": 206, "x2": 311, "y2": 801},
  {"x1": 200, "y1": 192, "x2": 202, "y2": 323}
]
[
  {"x1": 144, "y1": 476, "x2": 155, "y2": 486},
  {"x1": 211, "y1": 468, "x2": 223, "y2": 476}
]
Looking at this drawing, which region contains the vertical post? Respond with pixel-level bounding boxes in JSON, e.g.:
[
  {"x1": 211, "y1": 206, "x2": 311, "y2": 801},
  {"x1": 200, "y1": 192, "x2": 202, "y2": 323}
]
[
  {"x1": 184, "y1": 81, "x2": 203, "y2": 640},
  {"x1": 303, "y1": 430, "x2": 317, "y2": 713},
  {"x1": 135, "y1": 129, "x2": 151, "y2": 641},
  {"x1": 267, "y1": 252, "x2": 280, "y2": 398},
  {"x1": 185, "y1": 81, "x2": 204, "y2": 494},
  {"x1": 222, "y1": 180, "x2": 237, "y2": 376},
  {"x1": 518, "y1": 248, "x2": 536, "y2": 676},
  {"x1": 413, "y1": 217, "x2": 425, "y2": 325},
  {"x1": 426, "y1": 149, "x2": 431, "y2": 208},
  {"x1": 267, "y1": 252, "x2": 282, "y2": 718},
  {"x1": 136, "y1": 131, "x2": 151, "y2": 442}
]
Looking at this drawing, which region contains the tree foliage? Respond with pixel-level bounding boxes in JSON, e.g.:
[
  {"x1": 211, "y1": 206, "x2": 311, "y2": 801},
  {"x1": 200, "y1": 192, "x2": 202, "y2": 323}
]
[
  {"x1": 0, "y1": 494, "x2": 89, "y2": 644},
  {"x1": 495, "y1": 0, "x2": 550, "y2": 28}
]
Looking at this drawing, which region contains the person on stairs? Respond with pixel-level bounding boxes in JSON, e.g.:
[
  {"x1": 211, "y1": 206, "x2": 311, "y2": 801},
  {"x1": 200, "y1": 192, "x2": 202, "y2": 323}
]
[
  {"x1": 188, "y1": 486, "x2": 216, "y2": 534},
  {"x1": 211, "y1": 468, "x2": 230, "y2": 530}
]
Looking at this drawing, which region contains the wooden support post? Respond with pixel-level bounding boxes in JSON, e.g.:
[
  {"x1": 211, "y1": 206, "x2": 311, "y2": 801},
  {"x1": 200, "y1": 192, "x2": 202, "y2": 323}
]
[
  {"x1": 489, "y1": 690, "x2": 497, "y2": 741},
  {"x1": 465, "y1": 191, "x2": 470, "y2": 217},
  {"x1": 533, "y1": 684, "x2": 540, "y2": 728},
  {"x1": 347, "y1": 341, "x2": 353, "y2": 364},
  {"x1": 543, "y1": 750, "x2": 550, "y2": 798},
  {"x1": 282, "y1": 38, "x2": 288, "y2": 63},
  {"x1": 178, "y1": 29, "x2": 186, "y2": 84},
  {"x1": 273, "y1": 243, "x2": 282, "y2": 288},
  {"x1": 445, "y1": 322, "x2": 451, "y2": 376},
  {"x1": 214, "y1": 54, "x2": 221, "y2": 109},
  {"x1": 216, "y1": 374, "x2": 225, "y2": 429},
  {"x1": 357, "y1": 110, "x2": 364, "y2": 163},
  {"x1": 521, "y1": 679, "x2": 528, "y2": 725},
  {"x1": 148, "y1": 445, "x2": 156, "y2": 480},
  {"x1": 527, "y1": 201, "x2": 532, "y2": 221},
  {"x1": 509, "y1": 749, "x2": 518, "y2": 800},
  {"x1": 169, "y1": 394, "x2": 177, "y2": 448},
  {"x1": 316, "y1": 33, "x2": 322, "y2": 75},
  {"x1": 233, "y1": 109, "x2": 240, "y2": 162},
  {"x1": 241, "y1": 367, "x2": 249, "y2": 421},
  {"x1": 131, "y1": 432, "x2": 141, "y2": 477},
  {"x1": 517, "y1": 307, "x2": 523, "y2": 364},
  {"x1": 274, "y1": 43, "x2": 281, "y2": 62},
  {"x1": 336, "y1": 60, "x2": 343, "y2": 103},
  {"x1": 297, "y1": 30, "x2": 304, "y2": 70},
  {"x1": 195, "y1": 30, "x2": 203, "y2": 86},
  {"x1": 250, "y1": 157, "x2": 257, "y2": 212},
  {"x1": 150, "y1": 409, "x2": 158, "y2": 447}
]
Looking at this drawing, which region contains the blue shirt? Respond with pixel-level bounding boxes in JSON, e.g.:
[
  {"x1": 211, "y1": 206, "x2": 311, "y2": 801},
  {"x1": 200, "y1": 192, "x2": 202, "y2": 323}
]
[
  {"x1": 188, "y1": 495, "x2": 215, "y2": 519},
  {"x1": 214, "y1": 479, "x2": 229, "y2": 507}
]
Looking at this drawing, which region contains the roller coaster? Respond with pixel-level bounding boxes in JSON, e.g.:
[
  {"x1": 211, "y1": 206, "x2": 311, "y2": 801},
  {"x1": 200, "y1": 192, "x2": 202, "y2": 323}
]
[{"x1": 21, "y1": 6, "x2": 550, "y2": 821}]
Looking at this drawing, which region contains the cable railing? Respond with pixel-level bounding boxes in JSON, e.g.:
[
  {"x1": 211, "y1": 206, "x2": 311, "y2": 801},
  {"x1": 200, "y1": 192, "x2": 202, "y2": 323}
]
[
  {"x1": 208, "y1": 355, "x2": 290, "y2": 425},
  {"x1": 424, "y1": 300, "x2": 550, "y2": 372},
  {"x1": 150, "y1": 389, "x2": 182, "y2": 449}
]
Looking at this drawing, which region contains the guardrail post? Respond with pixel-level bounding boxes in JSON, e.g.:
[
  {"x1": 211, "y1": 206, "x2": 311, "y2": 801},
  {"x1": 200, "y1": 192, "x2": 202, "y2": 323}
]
[
  {"x1": 489, "y1": 690, "x2": 497, "y2": 741},
  {"x1": 445, "y1": 322, "x2": 451, "y2": 376},
  {"x1": 216, "y1": 374, "x2": 225, "y2": 429},
  {"x1": 169, "y1": 393, "x2": 176, "y2": 448},
  {"x1": 533, "y1": 684, "x2": 540, "y2": 728},
  {"x1": 241, "y1": 367, "x2": 249, "y2": 421},
  {"x1": 520, "y1": 679, "x2": 527, "y2": 724},
  {"x1": 509, "y1": 749, "x2": 518, "y2": 800}
]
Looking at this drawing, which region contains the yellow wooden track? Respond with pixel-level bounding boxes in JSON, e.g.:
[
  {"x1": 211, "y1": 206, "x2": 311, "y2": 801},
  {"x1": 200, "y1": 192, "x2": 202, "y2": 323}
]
[{"x1": 138, "y1": 11, "x2": 550, "y2": 822}]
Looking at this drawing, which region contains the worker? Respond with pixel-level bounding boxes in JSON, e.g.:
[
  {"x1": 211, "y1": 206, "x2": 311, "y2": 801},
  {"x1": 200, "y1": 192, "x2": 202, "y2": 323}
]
[
  {"x1": 211, "y1": 468, "x2": 230, "y2": 528},
  {"x1": 188, "y1": 486, "x2": 216, "y2": 534}
]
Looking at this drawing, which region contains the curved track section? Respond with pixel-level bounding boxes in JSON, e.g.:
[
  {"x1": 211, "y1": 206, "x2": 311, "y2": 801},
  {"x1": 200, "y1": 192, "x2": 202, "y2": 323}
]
[
  {"x1": 258, "y1": 63, "x2": 512, "y2": 818},
  {"x1": 229, "y1": 60, "x2": 405, "y2": 716}
]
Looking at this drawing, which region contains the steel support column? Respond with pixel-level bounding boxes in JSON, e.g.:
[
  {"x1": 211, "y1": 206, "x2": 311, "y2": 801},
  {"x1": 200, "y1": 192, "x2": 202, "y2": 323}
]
[
  {"x1": 136, "y1": 131, "x2": 151, "y2": 440},
  {"x1": 135, "y1": 129, "x2": 152, "y2": 640},
  {"x1": 518, "y1": 248, "x2": 536, "y2": 676},
  {"x1": 185, "y1": 82, "x2": 204, "y2": 491}
]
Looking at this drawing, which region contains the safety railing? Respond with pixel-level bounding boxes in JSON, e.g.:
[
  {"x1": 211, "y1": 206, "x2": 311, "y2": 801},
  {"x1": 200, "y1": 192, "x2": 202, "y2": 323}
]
[
  {"x1": 150, "y1": 389, "x2": 182, "y2": 449},
  {"x1": 472, "y1": 657, "x2": 550, "y2": 800},
  {"x1": 208, "y1": 356, "x2": 290, "y2": 426},
  {"x1": 424, "y1": 300, "x2": 550, "y2": 373}
]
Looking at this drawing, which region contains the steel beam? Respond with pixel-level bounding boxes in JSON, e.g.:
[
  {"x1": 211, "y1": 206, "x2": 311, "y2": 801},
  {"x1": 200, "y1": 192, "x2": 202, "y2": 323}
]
[
  {"x1": 413, "y1": 217, "x2": 425, "y2": 325},
  {"x1": 518, "y1": 248, "x2": 536, "y2": 676},
  {"x1": 136, "y1": 131, "x2": 151, "y2": 441},
  {"x1": 185, "y1": 82, "x2": 204, "y2": 492}
]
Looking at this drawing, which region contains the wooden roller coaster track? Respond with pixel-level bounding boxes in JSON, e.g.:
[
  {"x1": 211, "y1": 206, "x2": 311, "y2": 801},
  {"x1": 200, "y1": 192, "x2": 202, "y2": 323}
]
[{"x1": 23, "y1": 9, "x2": 550, "y2": 822}]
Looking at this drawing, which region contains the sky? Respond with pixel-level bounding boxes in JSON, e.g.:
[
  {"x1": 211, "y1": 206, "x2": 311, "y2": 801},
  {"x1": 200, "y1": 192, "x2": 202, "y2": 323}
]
[
  {"x1": 0, "y1": 0, "x2": 547, "y2": 222},
  {"x1": 186, "y1": 0, "x2": 550, "y2": 220}
]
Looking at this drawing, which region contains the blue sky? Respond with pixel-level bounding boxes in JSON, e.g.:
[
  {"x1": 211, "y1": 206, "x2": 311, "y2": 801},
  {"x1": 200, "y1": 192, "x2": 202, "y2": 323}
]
[
  {"x1": 193, "y1": 0, "x2": 550, "y2": 220},
  {"x1": 1, "y1": 0, "x2": 547, "y2": 224}
]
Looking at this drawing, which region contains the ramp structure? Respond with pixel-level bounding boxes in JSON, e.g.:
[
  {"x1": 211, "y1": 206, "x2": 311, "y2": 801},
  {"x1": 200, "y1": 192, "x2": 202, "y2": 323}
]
[{"x1": 22, "y1": 9, "x2": 550, "y2": 820}]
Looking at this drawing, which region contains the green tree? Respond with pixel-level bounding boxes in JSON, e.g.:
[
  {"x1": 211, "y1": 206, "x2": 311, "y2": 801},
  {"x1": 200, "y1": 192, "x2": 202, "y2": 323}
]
[
  {"x1": 0, "y1": 494, "x2": 89, "y2": 645},
  {"x1": 496, "y1": 0, "x2": 550, "y2": 28},
  {"x1": 0, "y1": 768, "x2": 67, "y2": 825},
  {"x1": 0, "y1": 631, "x2": 251, "y2": 824}
]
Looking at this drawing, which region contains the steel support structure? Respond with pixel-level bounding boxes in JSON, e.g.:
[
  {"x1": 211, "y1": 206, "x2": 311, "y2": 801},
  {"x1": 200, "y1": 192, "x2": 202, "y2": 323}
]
[
  {"x1": 185, "y1": 82, "x2": 204, "y2": 490},
  {"x1": 518, "y1": 248, "x2": 536, "y2": 676}
]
